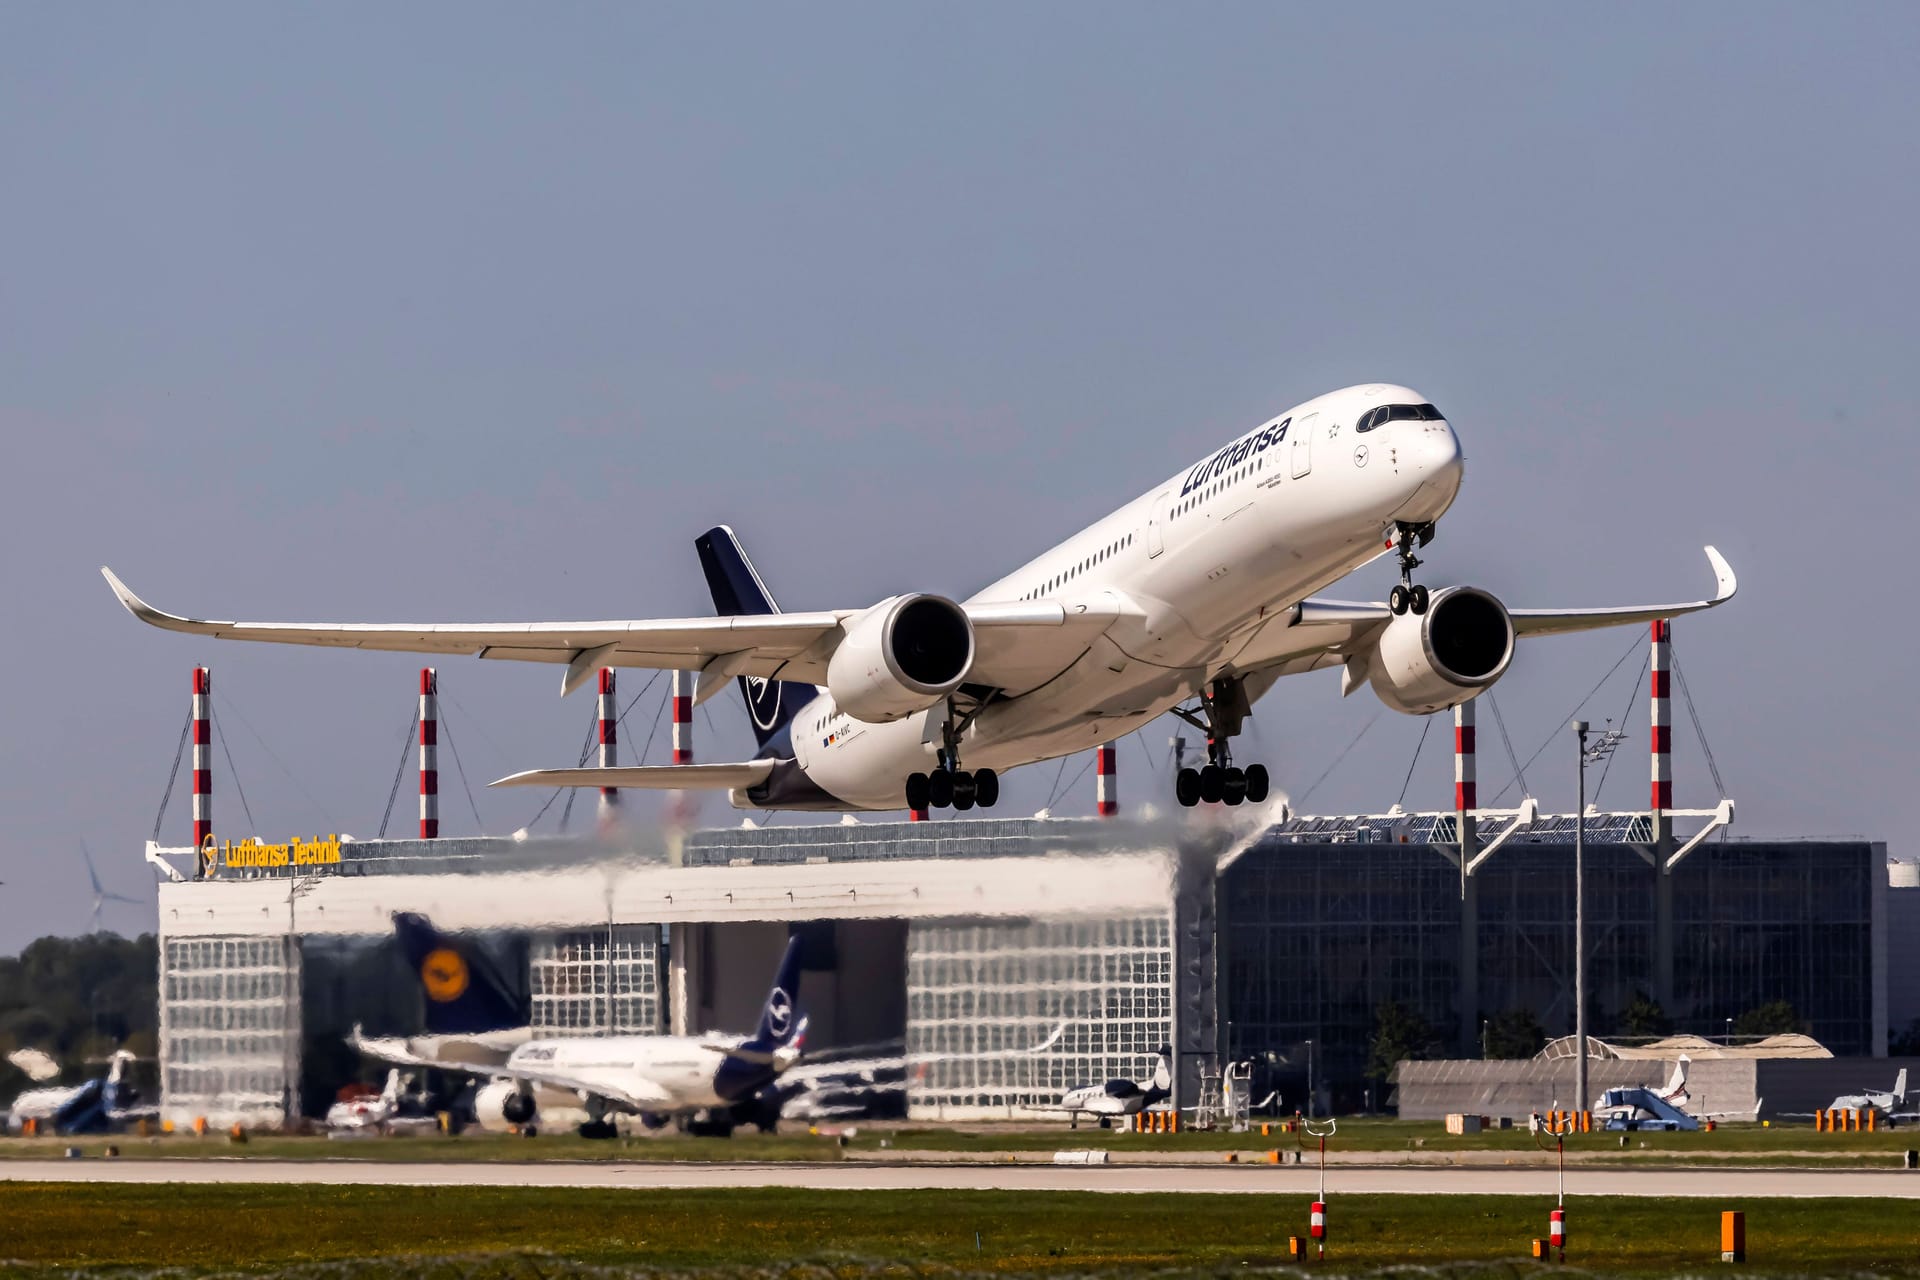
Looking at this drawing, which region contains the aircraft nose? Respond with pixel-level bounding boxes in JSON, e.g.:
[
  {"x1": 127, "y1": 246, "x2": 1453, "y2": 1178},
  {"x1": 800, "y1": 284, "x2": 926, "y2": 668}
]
[{"x1": 1397, "y1": 421, "x2": 1463, "y2": 519}]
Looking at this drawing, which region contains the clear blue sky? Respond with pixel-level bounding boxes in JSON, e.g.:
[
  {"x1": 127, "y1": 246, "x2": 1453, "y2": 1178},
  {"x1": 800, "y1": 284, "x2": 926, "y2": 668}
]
[{"x1": 2, "y1": 4, "x2": 1914, "y2": 949}]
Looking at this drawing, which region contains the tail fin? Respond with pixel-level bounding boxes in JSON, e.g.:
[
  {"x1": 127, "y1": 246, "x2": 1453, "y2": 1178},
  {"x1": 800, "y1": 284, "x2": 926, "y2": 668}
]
[
  {"x1": 393, "y1": 912, "x2": 523, "y2": 1035},
  {"x1": 1145, "y1": 1045, "x2": 1173, "y2": 1100},
  {"x1": 1896, "y1": 1068, "x2": 1909, "y2": 1102},
  {"x1": 743, "y1": 933, "x2": 806, "y2": 1053},
  {"x1": 695, "y1": 526, "x2": 817, "y2": 749}
]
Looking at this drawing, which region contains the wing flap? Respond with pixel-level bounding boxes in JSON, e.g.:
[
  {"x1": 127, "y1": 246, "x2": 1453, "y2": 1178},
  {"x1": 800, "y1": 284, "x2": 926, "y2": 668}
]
[{"x1": 489, "y1": 761, "x2": 775, "y2": 791}]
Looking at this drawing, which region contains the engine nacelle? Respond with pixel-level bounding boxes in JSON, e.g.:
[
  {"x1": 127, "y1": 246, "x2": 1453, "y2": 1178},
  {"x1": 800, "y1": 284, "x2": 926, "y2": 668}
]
[
  {"x1": 826, "y1": 593, "x2": 974, "y2": 723},
  {"x1": 474, "y1": 1080, "x2": 535, "y2": 1132},
  {"x1": 1367, "y1": 586, "x2": 1516, "y2": 715}
]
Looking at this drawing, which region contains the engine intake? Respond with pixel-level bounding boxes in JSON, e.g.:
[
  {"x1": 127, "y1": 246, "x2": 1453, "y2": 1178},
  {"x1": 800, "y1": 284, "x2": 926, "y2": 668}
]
[
  {"x1": 826, "y1": 593, "x2": 975, "y2": 723},
  {"x1": 1368, "y1": 586, "x2": 1515, "y2": 715}
]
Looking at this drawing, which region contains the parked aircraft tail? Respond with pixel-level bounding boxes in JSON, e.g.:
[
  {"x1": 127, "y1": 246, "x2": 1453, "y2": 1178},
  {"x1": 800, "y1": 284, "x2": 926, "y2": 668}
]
[
  {"x1": 1896, "y1": 1068, "x2": 1909, "y2": 1103},
  {"x1": 393, "y1": 912, "x2": 523, "y2": 1035},
  {"x1": 695, "y1": 525, "x2": 817, "y2": 749},
  {"x1": 741, "y1": 933, "x2": 807, "y2": 1056},
  {"x1": 1145, "y1": 1045, "x2": 1173, "y2": 1102},
  {"x1": 1659, "y1": 1055, "x2": 1692, "y2": 1107}
]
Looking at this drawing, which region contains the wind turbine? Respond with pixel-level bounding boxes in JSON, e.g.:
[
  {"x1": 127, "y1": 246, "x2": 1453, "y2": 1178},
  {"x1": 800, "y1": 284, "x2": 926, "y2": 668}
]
[{"x1": 81, "y1": 840, "x2": 142, "y2": 933}]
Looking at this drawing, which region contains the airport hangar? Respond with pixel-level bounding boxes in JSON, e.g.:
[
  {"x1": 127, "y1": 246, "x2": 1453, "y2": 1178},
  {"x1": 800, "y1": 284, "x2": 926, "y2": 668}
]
[{"x1": 147, "y1": 802, "x2": 1914, "y2": 1130}]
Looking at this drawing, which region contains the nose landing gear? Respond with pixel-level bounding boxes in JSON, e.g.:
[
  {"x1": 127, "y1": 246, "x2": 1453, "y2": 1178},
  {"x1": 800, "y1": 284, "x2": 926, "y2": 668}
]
[
  {"x1": 1388, "y1": 521, "x2": 1436, "y2": 616},
  {"x1": 1171, "y1": 676, "x2": 1273, "y2": 808}
]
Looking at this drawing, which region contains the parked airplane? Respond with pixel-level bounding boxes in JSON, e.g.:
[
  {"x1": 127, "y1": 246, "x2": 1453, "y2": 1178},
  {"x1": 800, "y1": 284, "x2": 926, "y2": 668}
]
[
  {"x1": 1824, "y1": 1068, "x2": 1913, "y2": 1122},
  {"x1": 355, "y1": 934, "x2": 809, "y2": 1137},
  {"x1": 323, "y1": 1068, "x2": 440, "y2": 1136},
  {"x1": 4, "y1": 1050, "x2": 158, "y2": 1136},
  {"x1": 1591, "y1": 1057, "x2": 1761, "y2": 1131},
  {"x1": 102, "y1": 383, "x2": 1737, "y2": 813},
  {"x1": 1044, "y1": 1046, "x2": 1173, "y2": 1127}
]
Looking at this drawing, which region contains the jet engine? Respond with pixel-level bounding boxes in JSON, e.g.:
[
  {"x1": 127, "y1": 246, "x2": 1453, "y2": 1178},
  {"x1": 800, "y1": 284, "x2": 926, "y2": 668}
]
[
  {"x1": 474, "y1": 1080, "x2": 536, "y2": 1132},
  {"x1": 826, "y1": 594, "x2": 974, "y2": 723},
  {"x1": 1366, "y1": 586, "x2": 1515, "y2": 715}
]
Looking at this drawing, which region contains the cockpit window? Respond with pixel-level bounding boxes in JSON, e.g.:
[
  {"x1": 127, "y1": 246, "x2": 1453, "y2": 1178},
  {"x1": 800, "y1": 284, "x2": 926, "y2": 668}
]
[{"x1": 1356, "y1": 403, "x2": 1445, "y2": 432}]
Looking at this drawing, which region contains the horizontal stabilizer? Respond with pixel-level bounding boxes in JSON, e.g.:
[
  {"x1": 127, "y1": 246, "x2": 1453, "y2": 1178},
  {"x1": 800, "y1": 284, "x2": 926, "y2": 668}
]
[{"x1": 489, "y1": 761, "x2": 775, "y2": 790}]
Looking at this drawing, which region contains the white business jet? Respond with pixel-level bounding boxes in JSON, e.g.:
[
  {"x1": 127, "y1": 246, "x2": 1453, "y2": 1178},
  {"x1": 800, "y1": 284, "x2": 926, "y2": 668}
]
[{"x1": 103, "y1": 383, "x2": 1735, "y2": 812}]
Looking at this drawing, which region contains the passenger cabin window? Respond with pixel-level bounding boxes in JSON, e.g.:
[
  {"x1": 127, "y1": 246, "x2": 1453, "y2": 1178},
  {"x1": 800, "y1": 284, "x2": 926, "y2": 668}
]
[{"x1": 1356, "y1": 403, "x2": 1446, "y2": 433}]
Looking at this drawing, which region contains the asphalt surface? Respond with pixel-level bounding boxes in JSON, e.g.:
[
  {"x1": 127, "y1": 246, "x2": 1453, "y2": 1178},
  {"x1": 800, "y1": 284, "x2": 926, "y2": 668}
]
[{"x1": 4, "y1": 1159, "x2": 1917, "y2": 1197}]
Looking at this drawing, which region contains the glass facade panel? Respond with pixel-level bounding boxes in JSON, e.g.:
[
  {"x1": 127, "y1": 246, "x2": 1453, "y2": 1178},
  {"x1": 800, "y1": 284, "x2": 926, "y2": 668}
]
[
  {"x1": 158, "y1": 934, "x2": 297, "y2": 1126},
  {"x1": 907, "y1": 916, "x2": 1172, "y2": 1113},
  {"x1": 530, "y1": 925, "x2": 661, "y2": 1036}
]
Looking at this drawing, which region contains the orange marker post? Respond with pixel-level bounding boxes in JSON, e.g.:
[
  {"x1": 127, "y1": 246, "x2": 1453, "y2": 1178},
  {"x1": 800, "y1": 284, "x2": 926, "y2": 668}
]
[{"x1": 1721, "y1": 1210, "x2": 1745, "y2": 1263}]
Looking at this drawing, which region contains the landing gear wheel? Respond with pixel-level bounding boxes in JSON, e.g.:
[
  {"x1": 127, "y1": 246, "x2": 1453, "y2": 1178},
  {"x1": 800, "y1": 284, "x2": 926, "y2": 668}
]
[
  {"x1": 973, "y1": 768, "x2": 999, "y2": 808},
  {"x1": 1175, "y1": 768, "x2": 1202, "y2": 808},
  {"x1": 1389, "y1": 584, "x2": 1411, "y2": 616},
  {"x1": 577, "y1": 1120, "x2": 617, "y2": 1140},
  {"x1": 951, "y1": 772, "x2": 977, "y2": 811},
  {"x1": 1222, "y1": 768, "x2": 1248, "y2": 806},
  {"x1": 1244, "y1": 763, "x2": 1270, "y2": 804},
  {"x1": 1409, "y1": 584, "x2": 1430, "y2": 615},
  {"x1": 1199, "y1": 764, "x2": 1226, "y2": 804},
  {"x1": 905, "y1": 772, "x2": 931, "y2": 812},
  {"x1": 927, "y1": 769, "x2": 954, "y2": 809}
]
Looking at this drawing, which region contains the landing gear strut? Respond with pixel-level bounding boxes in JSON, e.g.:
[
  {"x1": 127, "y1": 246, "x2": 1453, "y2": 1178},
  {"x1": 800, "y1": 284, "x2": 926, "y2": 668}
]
[
  {"x1": 905, "y1": 699, "x2": 1000, "y2": 812},
  {"x1": 1171, "y1": 676, "x2": 1271, "y2": 809},
  {"x1": 1388, "y1": 521, "x2": 1436, "y2": 616}
]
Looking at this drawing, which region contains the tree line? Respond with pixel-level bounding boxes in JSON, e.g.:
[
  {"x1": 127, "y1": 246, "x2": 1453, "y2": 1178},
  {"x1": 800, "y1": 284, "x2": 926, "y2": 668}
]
[{"x1": 0, "y1": 933, "x2": 158, "y2": 1098}]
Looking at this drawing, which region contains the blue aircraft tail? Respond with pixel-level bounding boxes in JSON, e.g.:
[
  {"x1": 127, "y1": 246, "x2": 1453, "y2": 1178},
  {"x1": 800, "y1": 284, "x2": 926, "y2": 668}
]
[
  {"x1": 742, "y1": 933, "x2": 807, "y2": 1055},
  {"x1": 393, "y1": 912, "x2": 523, "y2": 1035},
  {"x1": 695, "y1": 526, "x2": 817, "y2": 750}
]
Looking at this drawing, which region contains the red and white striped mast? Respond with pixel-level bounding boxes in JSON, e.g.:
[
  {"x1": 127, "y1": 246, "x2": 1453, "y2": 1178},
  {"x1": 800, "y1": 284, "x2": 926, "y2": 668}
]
[
  {"x1": 1650, "y1": 620, "x2": 1672, "y2": 835},
  {"x1": 192, "y1": 667, "x2": 213, "y2": 877},
  {"x1": 597, "y1": 667, "x2": 619, "y2": 827},
  {"x1": 668, "y1": 669, "x2": 694, "y2": 828},
  {"x1": 1096, "y1": 743, "x2": 1118, "y2": 817},
  {"x1": 418, "y1": 668, "x2": 439, "y2": 839}
]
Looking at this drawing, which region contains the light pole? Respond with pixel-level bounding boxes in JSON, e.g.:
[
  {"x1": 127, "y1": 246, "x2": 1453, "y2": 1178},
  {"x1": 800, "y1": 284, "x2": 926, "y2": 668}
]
[
  {"x1": 1305, "y1": 1038, "x2": 1315, "y2": 1119},
  {"x1": 1572, "y1": 719, "x2": 1590, "y2": 1118}
]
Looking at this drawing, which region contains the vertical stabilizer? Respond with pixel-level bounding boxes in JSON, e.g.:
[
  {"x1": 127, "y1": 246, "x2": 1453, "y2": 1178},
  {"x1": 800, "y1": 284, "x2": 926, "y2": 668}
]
[
  {"x1": 393, "y1": 912, "x2": 524, "y2": 1035},
  {"x1": 694, "y1": 526, "x2": 817, "y2": 749},
  {"x1": 743, "y1": 934, "x2": 807, "y2": 1053}
]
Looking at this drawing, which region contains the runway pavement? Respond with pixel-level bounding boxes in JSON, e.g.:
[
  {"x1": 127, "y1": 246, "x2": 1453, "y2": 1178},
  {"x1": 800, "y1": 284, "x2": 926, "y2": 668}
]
[{"x1": 4, "y1": 1159, "x2": 1917, "y2": 1197}]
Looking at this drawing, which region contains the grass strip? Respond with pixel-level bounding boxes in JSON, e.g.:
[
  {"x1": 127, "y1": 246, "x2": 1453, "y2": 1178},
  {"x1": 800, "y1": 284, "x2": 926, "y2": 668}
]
[{"x1": 2, "y1": 1184, "x2": 1918, "y2": 1276}]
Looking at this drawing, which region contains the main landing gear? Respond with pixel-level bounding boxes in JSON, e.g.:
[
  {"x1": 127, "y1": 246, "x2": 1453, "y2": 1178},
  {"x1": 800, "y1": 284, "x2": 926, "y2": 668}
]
[
  {"x1": 1171, "y1": 676, "x2": 1272, "y2": 808},
  {"x1": 905, "y1": 699, "x2": 1001, "y2": 811},
  {"x1": 1387, "y1": 521, "x2": 1437, "y2": 617},
  {"x1": 905, "y1": 765, "x2": 999, "y2": 812}
]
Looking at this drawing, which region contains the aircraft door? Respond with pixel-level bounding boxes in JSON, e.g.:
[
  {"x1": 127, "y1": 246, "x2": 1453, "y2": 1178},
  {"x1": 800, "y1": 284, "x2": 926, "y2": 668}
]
[
  {"x1": 1291, "y1": 414, "x2": 1315, "y2": 479},
  {"x1": 1147, "y1": 491, "x2": 1167, "y2": 557}
]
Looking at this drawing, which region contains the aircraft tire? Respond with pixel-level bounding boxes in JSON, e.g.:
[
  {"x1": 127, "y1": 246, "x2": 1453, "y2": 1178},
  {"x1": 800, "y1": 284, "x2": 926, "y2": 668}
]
[
  {"x1": 1390, "y1": 584, "x2": 1410, "y2": 615},
  {"x1": 951, "y1": 772, "x2": 977, "y2": 811},
  {"x1": 1410, "y1": 584, "x2": 1430, "y2": 615},
  {"x1": 1222, "y1": 768, "x2": 1247, "y2": 805},
  {"x1": 973, "y1": 768, "x2": 999, "y2": 808},
  {"x1": 1199, "y1": 765, "x2": 1226, "y2": 804},
  {"x1": 1244, "y1": 763, "x2": 1270, "y2": 803},
  {"x1": 905, "y1": 772, "x2": 931, "y2": 811},
  {"x1": 927, "y1": 769, "x2": 954, "y2": 809},
  {"x1": 1175, "y1": 768, "x2": 1201, "y2": 808}
]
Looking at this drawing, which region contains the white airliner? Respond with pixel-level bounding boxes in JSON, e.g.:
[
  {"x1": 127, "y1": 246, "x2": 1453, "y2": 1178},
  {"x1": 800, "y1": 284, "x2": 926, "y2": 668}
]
[
  {"x1": 356, "y1": 935, "x2": 812, "y2": 1137},
  {"x1": 103, "y1": 383, "x2": 1736, "y2": 812}
]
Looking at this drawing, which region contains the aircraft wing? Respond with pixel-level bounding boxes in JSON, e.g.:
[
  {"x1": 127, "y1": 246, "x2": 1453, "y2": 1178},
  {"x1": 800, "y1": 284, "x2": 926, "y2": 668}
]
[
  {"x1": 1225, "y1": 547, "x2": 1736, "y2": 676},
  {"x1": 784, "y1": 1020, "x2": 1067, "y2": 1085},
  {"x1": 491, "y1": 762, "x2": 775, "y2": 791},
  {"x1": 102, "y1": 571, "x2": 1121, "y2": 699}
]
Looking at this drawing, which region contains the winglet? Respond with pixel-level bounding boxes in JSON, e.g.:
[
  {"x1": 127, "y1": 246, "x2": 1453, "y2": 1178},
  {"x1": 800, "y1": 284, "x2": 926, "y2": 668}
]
[
  {"x1": 1703, "y1": 546, "x2": 1737, "y2": 604},
  {"x1": 100, "y1": 567, "x2": 204, "y2": 635}
]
